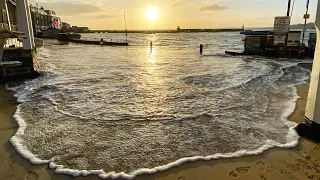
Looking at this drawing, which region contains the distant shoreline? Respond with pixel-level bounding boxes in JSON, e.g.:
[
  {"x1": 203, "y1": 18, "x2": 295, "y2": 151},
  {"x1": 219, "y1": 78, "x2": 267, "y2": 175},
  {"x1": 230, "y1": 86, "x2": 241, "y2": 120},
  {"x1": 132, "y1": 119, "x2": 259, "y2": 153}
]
[
  {"x1": 80, "y1": 28, "x2": 244, "y2": 34},
  {"x1": 72, "y1": 28, "x2": 316, "y2": 34}
]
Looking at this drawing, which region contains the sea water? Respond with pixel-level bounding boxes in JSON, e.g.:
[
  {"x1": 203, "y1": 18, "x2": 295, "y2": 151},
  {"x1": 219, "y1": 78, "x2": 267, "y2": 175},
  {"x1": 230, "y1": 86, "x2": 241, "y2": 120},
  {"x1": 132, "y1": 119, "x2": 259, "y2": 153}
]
[{"x1": 8, "y1": 32, "x2": 310, "y2": 179}]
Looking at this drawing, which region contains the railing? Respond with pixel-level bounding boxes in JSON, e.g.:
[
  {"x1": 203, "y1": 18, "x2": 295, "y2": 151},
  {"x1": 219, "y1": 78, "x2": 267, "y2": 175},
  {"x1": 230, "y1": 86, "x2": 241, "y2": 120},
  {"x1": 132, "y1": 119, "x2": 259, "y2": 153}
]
[
  {"x1": 4, "y1": 38, "x2": 23, "y2": 48},
  {"x1": 0, "y1": 23, "x2": 18, "y2": 31},
  {"x1": 0, "y1": 23, "x2": 10, "y2": 31},
  {"x1": 0, "y1": 7, "x2": 18, "y2": 31}
]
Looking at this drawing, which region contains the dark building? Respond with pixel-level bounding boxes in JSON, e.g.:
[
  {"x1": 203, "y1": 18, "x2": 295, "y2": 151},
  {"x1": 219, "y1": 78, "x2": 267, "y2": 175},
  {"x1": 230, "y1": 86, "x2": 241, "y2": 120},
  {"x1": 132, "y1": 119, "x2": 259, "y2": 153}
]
[{"x1": 29, "y1": 5, "x2": 61, "y2": 36}]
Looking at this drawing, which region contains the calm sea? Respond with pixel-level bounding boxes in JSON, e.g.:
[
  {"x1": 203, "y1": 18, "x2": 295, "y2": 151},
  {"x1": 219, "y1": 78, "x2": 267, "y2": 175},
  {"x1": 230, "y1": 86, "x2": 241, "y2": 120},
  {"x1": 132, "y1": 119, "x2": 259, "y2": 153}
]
[{"x1": 9, "y1": 32, "x2": 310, "y2": 179}]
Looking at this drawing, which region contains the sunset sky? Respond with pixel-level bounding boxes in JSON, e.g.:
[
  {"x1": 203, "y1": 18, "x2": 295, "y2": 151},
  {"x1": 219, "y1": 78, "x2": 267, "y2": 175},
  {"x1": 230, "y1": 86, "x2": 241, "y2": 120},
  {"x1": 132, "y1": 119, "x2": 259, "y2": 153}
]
[{"x1": 32, "y1": 0, "x2": 318, "y2": 30}]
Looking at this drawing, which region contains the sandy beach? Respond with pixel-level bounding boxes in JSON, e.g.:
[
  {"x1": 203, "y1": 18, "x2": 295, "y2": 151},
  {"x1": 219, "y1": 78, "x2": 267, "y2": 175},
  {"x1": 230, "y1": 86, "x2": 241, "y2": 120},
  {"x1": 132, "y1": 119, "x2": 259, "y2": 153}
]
[{"x1": 1, "y1": 83, "x2": 320, "y2": 180}]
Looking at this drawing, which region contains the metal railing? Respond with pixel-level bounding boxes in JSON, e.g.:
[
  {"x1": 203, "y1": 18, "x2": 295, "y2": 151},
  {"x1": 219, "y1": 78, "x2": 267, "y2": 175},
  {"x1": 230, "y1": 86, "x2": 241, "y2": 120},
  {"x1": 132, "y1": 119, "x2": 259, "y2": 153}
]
[
  {"x1": 0, "y1": 23, "x2": 10, "y2": 31},
  {"x1": 4, "y1": 38, "x2": 23, "y2": 48},
  {"x1": 0, "y1": 7, "x2": 18, "y2": 31},
  {"x1": 0, "y1": 23, "x2": 17, "y2": 31}
]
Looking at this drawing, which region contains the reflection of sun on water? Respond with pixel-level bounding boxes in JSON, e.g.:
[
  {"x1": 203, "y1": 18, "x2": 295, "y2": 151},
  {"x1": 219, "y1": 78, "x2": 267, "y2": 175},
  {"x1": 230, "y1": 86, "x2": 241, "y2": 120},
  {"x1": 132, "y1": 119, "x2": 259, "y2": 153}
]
[
  {"x1": 147, "y1": 46, "x2": 156, "y2": 64},
  {"x1": 146, "y1": 7, "x2": 158, "y2": 21}
]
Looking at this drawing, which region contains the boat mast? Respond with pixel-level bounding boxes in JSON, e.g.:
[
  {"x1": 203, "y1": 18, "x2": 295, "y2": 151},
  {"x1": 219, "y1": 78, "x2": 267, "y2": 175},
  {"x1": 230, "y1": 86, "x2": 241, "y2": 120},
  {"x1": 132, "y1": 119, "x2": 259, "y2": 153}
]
[
  {"x1": 124, "y1": 11, "x2": 127, "y2": 43},
  {"x1": 290, "y1": 0, "x2": 296, "y2": 17},
  {"x1": 302, "y1": 0, "x2": 310, "y2": 45}
]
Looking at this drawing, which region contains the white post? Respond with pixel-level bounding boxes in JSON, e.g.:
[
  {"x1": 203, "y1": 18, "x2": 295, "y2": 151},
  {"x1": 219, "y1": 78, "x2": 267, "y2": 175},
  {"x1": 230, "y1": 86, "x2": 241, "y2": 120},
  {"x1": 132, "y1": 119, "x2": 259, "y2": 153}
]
[
  {"x1": 25, "y1": 0, "x2": 35, "y2": 48},
  {"x1": 16, "y1": 0, "x2": 34, "y2": 50},
  {"x1": 297, "y1": 0, "x2": 320, "y2": 141},
  {"x1": 305, "y1": 0, "x2": 320, "y2": 124},
  {"x1": 4, "y1": 0, "x2": 11, "y2": 31}
]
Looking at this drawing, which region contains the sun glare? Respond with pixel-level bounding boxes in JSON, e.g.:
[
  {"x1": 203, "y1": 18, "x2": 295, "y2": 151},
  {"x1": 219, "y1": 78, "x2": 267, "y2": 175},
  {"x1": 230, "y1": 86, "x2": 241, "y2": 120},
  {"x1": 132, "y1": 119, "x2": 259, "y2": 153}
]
[{"x1": 146, "y1": 7, "x2": 158, "y2": 21}]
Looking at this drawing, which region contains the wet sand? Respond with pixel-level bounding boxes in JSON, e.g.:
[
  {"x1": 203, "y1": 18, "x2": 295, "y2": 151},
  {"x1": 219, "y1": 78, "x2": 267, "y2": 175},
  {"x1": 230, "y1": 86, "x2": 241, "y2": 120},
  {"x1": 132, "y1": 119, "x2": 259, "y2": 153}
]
[{"x1": 1, "y1": 83, "x2": 320, "y2": 180}]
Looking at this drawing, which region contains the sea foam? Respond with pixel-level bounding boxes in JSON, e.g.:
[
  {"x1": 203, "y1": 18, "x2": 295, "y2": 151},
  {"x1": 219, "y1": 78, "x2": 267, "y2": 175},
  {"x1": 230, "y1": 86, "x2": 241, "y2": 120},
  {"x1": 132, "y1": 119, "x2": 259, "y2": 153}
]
[{"x1": 7, "y1": 81, "x2": 302, "y2": 180}]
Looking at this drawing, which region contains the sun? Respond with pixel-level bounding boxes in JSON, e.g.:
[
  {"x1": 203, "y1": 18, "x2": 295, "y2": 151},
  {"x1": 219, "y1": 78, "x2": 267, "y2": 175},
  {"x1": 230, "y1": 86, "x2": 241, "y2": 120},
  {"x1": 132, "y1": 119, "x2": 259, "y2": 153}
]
[{"x1": 146, "y1": 7, "x2": 158, "y2": 21}]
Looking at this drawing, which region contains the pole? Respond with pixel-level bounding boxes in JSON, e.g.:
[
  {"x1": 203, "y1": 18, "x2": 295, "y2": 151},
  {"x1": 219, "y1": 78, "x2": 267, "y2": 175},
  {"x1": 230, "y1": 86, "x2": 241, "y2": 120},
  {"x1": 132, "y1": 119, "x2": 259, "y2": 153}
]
[
  {"x1": 287, "y1": 0, "x2": 291, "y2": 17},
  {"x1": 30, "y1": 1, "x2": 38, "y2": 35},
  {"x1": 284, "y1": 0, "x2": 291, "y2": 45},
  {"x1": 124, "y1": 11, "x2": 127, "y2": 43},
  {"x1": 4, "y1": 0, "x2": 11, "y2": 31},
  {"x1": 290, "y1": 0, "x2": 296, "y2": 17},
  {"x1": 302, "y1": 0, "x2": 310, "y2": 45}
]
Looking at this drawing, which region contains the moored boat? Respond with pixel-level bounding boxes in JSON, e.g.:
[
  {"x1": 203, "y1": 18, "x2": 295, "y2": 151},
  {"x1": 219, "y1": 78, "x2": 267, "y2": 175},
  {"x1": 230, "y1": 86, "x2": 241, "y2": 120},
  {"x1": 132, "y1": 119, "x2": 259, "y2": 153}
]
[{"x1": 57, "y1": 33, "x2": 81, "y2": 41}]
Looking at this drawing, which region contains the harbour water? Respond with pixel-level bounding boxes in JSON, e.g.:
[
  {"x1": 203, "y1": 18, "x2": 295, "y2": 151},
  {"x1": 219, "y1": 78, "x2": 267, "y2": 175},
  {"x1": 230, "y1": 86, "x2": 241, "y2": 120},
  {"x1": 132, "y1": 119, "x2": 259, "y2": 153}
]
[{"x1": 8, "y1": 32, "x2": 310, "y2": 179}]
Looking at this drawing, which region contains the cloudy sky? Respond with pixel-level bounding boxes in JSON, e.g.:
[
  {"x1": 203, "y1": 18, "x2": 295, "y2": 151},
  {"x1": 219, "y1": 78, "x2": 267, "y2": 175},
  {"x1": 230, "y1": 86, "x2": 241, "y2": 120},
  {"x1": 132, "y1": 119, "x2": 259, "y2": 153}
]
[{"x1": 32, "y1": 0, "x2": 318, "y2": 30}]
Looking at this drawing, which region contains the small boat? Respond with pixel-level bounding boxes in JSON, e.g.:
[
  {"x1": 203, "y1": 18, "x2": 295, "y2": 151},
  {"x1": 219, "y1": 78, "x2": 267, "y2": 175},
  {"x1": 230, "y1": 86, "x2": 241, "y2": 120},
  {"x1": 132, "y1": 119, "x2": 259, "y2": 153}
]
[
  {"x1": 67, "y1": 38, "x2": 129, "y2": 46},
  {"x1": 225, "y1": 51, "x2": 257, "y2": 56},
  {"x1": 57, "y1": 33, "x2": 81, "y2": 41}
]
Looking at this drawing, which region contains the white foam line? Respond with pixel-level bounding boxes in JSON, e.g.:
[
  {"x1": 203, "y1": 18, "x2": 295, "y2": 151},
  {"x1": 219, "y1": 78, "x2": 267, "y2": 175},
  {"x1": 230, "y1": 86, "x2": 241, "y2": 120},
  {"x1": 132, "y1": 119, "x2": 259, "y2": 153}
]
[
  {"x1": 45, "y1": 136, "x2": 298, "y2": 180},
  {"x1": 10, "y1": 106, "x2": 50, "y2": 164}
]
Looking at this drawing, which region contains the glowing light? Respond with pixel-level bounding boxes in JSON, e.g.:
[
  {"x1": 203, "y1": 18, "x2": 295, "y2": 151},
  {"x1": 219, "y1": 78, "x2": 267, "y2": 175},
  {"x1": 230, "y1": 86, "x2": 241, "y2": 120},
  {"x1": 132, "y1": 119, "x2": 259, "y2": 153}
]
[{"x1": 146, "y1": 7, "x2": 158, "y2": 21}]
